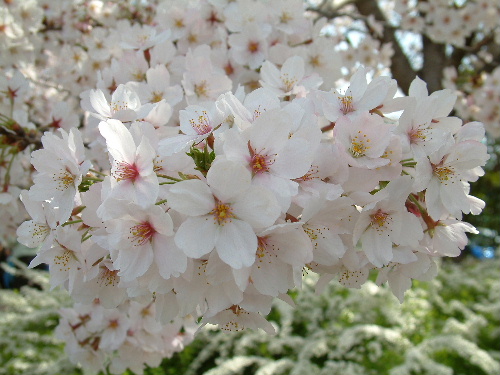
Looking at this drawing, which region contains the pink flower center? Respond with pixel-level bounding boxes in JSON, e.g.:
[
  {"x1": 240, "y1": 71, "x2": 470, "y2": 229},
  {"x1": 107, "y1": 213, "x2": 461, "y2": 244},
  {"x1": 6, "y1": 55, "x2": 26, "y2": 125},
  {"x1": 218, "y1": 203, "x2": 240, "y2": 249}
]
[
  {"x1": 49, "y1": 117, "x2": 62, "y2": 128},
  {"x1": 251, "y1": 154, "x2": 271, "y2": 173},
  {"x1": 280, "y1": 73, "x2": 297, "y2": 92},
  {"x1": 433, "y1": 165, "x2": 455, "y2": 182},
  {"x1": 338, "y1": 95, "x2": 355, "y2": 115},
  {"x1": 248, "y1": 142, "x2": 275, "y2": 175},
  {"x1": 128, "y1": 221, "x2": 156, "y2": 245},
  {"x1": 7, "y1": 86, "x2": 18, "y2": 100},
  {"x1": 189, "y1": 110, "x2": 212, "y2": 135},
  {"x1": 114, "y1": 161, "x2": 140, "y2": 182},
  {"x1": 409, "y1": 128, "x2": 426, "y2": 144},
  {"x1": 349, "y1": 131, "x2": 371, "y2": 158},
  {"x1": 194, "y1": 81, "x2": 208, "y2": 99},
  {"x1": 256, "y1": 237, "x2": 268, "y2": 259},
  {"x1": 211, "y1": 200, "x2": 234, "y2": 225},
  {"x1": 295, "y1": 165, "x2": 320, "y2": 182},
  {"x1": 54, "y1": 169, "x2": 75, "y2": 191},
  {"x1": 370, "y1": 209, "x2": 391, "y2": 231},
  {"x1": 247, "y1": 41, "x2": 260, "y2": 54},
  {"x1": 98, "y1": 266, "x2": 119, "y2": 287}
]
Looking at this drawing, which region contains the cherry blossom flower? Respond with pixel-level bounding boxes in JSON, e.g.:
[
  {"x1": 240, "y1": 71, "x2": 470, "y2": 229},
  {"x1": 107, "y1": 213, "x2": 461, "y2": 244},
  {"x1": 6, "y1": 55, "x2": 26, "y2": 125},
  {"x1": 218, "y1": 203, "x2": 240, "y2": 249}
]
[
  {"x1": 0, "y1": 69, "x2": 29, "y2": 104},
  {"x1": 260, "y1": 55, "x2": 322, "y2": 97},
  {"x1": 120, "y1": 24, "x2": 170, "y2": 51},
  {"x1": 17, "y1": 190, "x2": 58, "y2": 249},
  {"x1": 167, "y1": 160, "x2": 281, "y2": 269},
  {"x1": 415, "y1": 139, "x2": 488, "y2": 220},
  {"x1": 28, "y1": 128, "x2": 91, "y2": 223},
  {"x1": 84, "y1": 84, "x2": 142, "y2": 122},
  {"x1": 99, "y1": 119, "x2": 159, "y2": 208},
  {"x1": 270, "y1": 0, "x2": 309, "y2": 35},
  {"x1": 243, "y1": 222, "x2": 313, "y2": 297},
  {"x1": 221, "y1": 108, "x2": 315, "y2": 211},
  {"x1": 29, "y1": 226, "x2": 84, "y2": 291},
  {"x1": 158, "y1": 102, "x2": 225, "y2": 156},
  {"x1": 300, "y1": 195, "x2": 357, "y2": 268},
  {"x1": 352, "y1": 176, "x2": 423, "y2": 267},
  {"x1": 228, "y1": 23, "x2": 271, "y2": 69},
  {"x1": 127, "y1": 64, "x2": 183, "y2": 107},
  {"x1": 72, "y1": 258, "x2": 128, "y2": 309},
  {"x1": 94, "y1": 309, "x2": 130, "y2": 351},
  {"x1": 376, "y1": 252, "x2": 437, "y2": 302},
  {"x1": 105, "y1": 202, "x2": 184, "y2": 282},
  {"x1": 182, "y1": 44, "x2": 232, "y2": 104},
  {"x1": 202, "y1": 305, "x2": 276, "y2": 334},
  {"x1": 317, "y1": 68, "x2": 392, "y2": 122},
  {"x1": 333, "y1": 112, "x2": 393, "y2": 169},
  {"x1": 422, "y1": 218, "x2": 478, "y2": 257}
]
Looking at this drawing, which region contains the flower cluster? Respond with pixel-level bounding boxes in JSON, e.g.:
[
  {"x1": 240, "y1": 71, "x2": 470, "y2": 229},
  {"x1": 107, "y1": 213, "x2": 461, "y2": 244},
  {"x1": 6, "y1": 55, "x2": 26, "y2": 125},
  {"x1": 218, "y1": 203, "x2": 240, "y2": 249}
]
[
  {"x1": 444, "y1": 65, "x2": 500, "y2": 138},
  {"x1": 390, "y1": 0, "x2": 499, "y2": 48},
  {"x1": 180, "y1": 255, "x2": 500, "y2": 375},
  {"x1": 1, "y1": 0, "x2": 491, "y2": 373},
  {"x1": 56, "y1": 301, "x2": 196, "y2": 375}
]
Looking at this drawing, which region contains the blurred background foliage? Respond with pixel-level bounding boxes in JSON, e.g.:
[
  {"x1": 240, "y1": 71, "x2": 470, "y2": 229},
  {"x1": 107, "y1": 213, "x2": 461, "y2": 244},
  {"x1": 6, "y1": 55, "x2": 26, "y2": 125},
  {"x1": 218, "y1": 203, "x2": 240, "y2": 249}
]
[
  {"x1": 466, "y1": 137, "x2": 500, "y2": 248},
  {"x1": 1, "y1": 254, "x2": 498, "y2": 375}
]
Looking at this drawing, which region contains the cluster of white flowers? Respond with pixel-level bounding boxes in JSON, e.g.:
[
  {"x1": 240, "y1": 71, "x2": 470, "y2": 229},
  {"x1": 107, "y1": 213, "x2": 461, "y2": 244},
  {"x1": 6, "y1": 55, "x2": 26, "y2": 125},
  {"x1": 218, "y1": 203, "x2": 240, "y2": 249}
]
[
  {"x1": 0, "y1": 0, "x2": 491, "y2": 373},
  {"x1": 444, "y1": 65, "x2": 500, "y2": 138},
  {"x1": 178, "y1": 256, "x2": 500, "y2": 375},
  {"x1": 56, "y1": 301, "x2": 197, "y2": 375},
  {"x1": 390, "y1": 0, "x2": 500, "y2": 47},
  {"x1": 0, "y1": 261, "x2": 78, "y2": 375},
  {"x1": 380, "y1": 0, "x2": 500, "y2": 138}
]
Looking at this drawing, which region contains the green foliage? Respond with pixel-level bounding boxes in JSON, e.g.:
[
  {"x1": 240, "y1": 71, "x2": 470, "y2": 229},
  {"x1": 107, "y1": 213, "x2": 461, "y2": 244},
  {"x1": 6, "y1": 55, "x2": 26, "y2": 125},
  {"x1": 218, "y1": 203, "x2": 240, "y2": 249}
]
[
  {"x1": 1, "y1": 256, "x2": 498, "y2": 375},
  {"x1": 186, "y1": 143, "x2": 216, "y2": 176},
  {"x1": 151, "y1": 257, "x2": 499, "y2": 375}
]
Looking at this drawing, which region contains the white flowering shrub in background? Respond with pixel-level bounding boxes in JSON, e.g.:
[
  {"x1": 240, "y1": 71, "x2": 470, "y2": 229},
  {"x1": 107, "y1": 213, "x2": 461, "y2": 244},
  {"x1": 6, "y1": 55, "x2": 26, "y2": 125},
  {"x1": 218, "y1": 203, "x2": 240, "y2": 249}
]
[
  {"x1": 153, "y1": 255, "x2": 500, "y2": 375},
  {"x1": 0, "y1": 0, "x2": 498, "y2": 374},
  {"x1": 2, "y1": 255, "x2": 498, "y2": 375},
  {"x1": 0, "y1": 261, "x2": 78, "y2": 375}
]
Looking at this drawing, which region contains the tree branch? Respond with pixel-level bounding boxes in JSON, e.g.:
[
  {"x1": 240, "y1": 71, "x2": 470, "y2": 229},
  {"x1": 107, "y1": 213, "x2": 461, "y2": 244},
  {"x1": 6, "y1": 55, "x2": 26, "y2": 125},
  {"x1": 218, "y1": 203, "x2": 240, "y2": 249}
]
[
  {"x1": 419, "y1": 34, "x2": 447, "y2": 93},
  {"x1": 353, "y1": 0, "x2": 416, "y2": 94}
]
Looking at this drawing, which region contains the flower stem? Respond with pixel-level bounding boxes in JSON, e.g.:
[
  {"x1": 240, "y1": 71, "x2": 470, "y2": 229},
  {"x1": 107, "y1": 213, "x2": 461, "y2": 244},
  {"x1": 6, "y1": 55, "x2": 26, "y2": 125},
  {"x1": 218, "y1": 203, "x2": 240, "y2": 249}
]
[{"x1": 62, "y1": 219, "x2": 83, "y2": 227}]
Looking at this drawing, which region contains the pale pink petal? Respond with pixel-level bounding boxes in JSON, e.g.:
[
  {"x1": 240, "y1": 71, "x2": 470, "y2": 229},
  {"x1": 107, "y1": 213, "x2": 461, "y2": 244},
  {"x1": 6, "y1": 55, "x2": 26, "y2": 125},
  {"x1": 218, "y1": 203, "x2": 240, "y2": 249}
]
[
  {"x1": 232, "y1": 186, "x2": 280, "y2": 229},
  {"x1": 347, "y1": 68, "x2": 368, "y2": 101},
  {"x1": 363, "y1": 229, "x2": 393, "y2": 267},
  {"x1": 207, "y1": 160, "x2": 251, "y2": 202},
  {"x1": 357, "y1": 78, "x2": 390, "y2": 111},
  {"x1": 408, "y1": 76, "x2": 428, "y2": 98},
  {"x1": 249, "y1": 110, "x2": 290, "y2": 151},
  {"x1": 251, "y1": 257, "x2": 290, "y2": 296},
  {"x1": 154, "y1": 235, "x2": 187, "y2": 279},
  {"x1": 260, "y1": 61, "x2": 282, "y2": 88},
  {"x1": 135, "y1": 136, "x2": 156, "y2": 174},
  {"x1": 168, "y1": 180, "x2": 214, "y2": 216},
  {"x1": 175, "y1": 216, "x2": 218, "y2": 258},
  {"x1": 98, "y1": 119, "x2": 136, "y2": 164},
  {"x1": 158, "y1": 134, "x2": 201, "y2": 156},
  {"x1": 426, "y1": 178, "x2": 444, "y2": 220},
  {"x1": 271, "y1": 137, "x2": 312, "y2": 179},
  {"x1": 89, "y1": 89, "x2": 112, "y2": 119},
  {"x1": 216, "y1": 220, "x2": 257, "y2": 269},
  {"x1": 149, "y1": 208, "x2": 174, "y2": 236},
  {"x1": 281, "y1": 56, "x2": 305, "y2": 83},
  {"x1": 115, "y1": 245, "x2": 154, "y2": 281}
]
